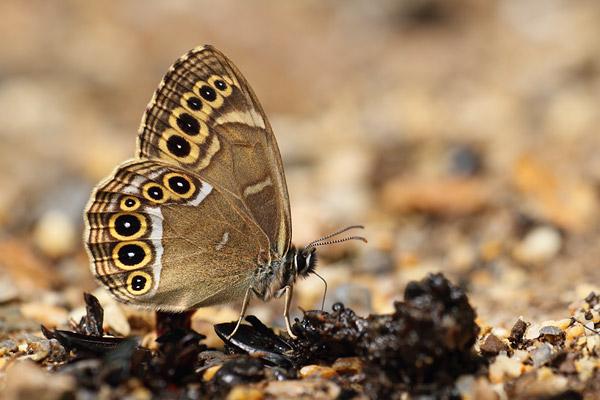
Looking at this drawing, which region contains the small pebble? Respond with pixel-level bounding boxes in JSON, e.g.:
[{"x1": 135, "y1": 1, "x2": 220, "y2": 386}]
[
  {"x1": 535, "y1": 367, "x2": 568, "y2": 393},
  {"x1": 454, "y1": 375, "x2": 476, "y2": 397},
  {"x1": 447, "y1": 145, "x2": 482, "y2": 177},
  {"x1": 584, "y1": 320, "x2": 596, "y2": 336},
  {"x1": 514, "y1": 226, "x2": 562, "y2": 263},
  {"x1": 531, "y1": 343, "x2": 554, "y2": 368},
  {"x1": 539, "y1": 325, "x2": 565, "y2": 342},
  {"x1": 32, "y1": 209, "x2": 77, "y2": 258},
  {"x1": 508, "y1": 318, "x2": 528, "y2": 344},
  {"x1": 3, "y1": 360, "x2": 75, "y2": 399},
  {"x1": 20, "y1": 302, "x2": 68, "y2": 327},
  {"x1": 586, "y1": 335, "x2": 600, "y2": 353},
  {"x1": 331, "y1": 357, "x2": 364, "y2": 375},
  {"x1": 480, "y1": 239, "x2": 502, "y2": 262},
  {"x1": 574, "y1": 356, "x2": 599, "y2": 381},
  {"x1": 557, "y1": 353, "x2": 577, "y2": 374},
  {"x1": 456, "y1": 375, "x2": 500, "y2": 400},
  {"x1": 26, "y1": 338, "x2": 50, "y2": 362},
  {"x1": 299, "y1": 365, "x2": 338, "y2": 379},
  {"x1": 525, "y1": 323, "x2": 541, "y2": 340},
  {"x1": 103, "y1": 302, "x2": 131, "y2": 336},
  {"x1": 551, "y1": 318, "x2": 572, "y2": 330},
  {"x1": 0, "y1": 276, "x2": 19, "y2": 303},
  {"x1": 203, "y1": 365, "x2": 222, "y2": 381},
  {"x1": 225, "y1": 385, "x2": 263, "y2": 400},
  {"x1": 488, "y1": 354, "x2": 523, "y2": 383},
  {"x1": 0, "y1": 339, "x2": 18, "y2": 355},
  {"x1": 480, "y1": 334, "x2": 509, "y2": 355},
  {"x1": 263, "y1": 379, "x2": 341, "y2": 399},
  {"x1": 512, "y1": 350, "x2": 530, "y2": 363},
  {"x1": 565, "y1": 323, "x2": 585, "y2": 340}
]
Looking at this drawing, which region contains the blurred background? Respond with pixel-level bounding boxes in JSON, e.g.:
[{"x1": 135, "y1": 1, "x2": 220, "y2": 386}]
[{"x1": 1, "y1": 0, "x2": 600, "y2": 341}]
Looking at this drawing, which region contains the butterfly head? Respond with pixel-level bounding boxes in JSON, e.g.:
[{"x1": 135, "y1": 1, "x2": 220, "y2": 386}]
[{"x1": 293, "y1": 247, "x2": 318, "y2": 278}]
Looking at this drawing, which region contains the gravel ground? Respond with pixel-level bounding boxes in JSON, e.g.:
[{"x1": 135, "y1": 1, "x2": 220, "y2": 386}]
[{"x1": 1, "y1": 1, "x2": 600, "y2": 398}]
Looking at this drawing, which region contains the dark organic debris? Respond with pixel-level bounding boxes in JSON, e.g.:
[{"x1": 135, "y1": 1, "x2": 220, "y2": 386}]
[
  {"x1": 155, "y1": 310, "x2": 194, "y2": 337},
  {"x1": 291, "y1": 273, "x2": 481, "y2": 397},
  {"x1": 480, "y1": 334, "x2": 509, "y2": 356},
  {"x1": 73, "y1": 292, "x2": 104, "y2": 336},
  {"x1": 508, "y1": 318, "x2": 529, "y2": 347},
  {"x1": 208, "y1": 356, "x2": 265, "y2": 396},
  {"x1": 42, "y1": 293, "x2": 128, "y2": 356},
  {"x1": 215, "y1": 315, "x2": 294, "y2": 367},
  {"x1": 585, "y1": 292, "x2": 599, "y2": 308},
  {"x1": 34, "y1": 274, "x2": 480, "y2": 398},
  {"x1": 52, "y1": 325, "x2": 208, "y2": 396},
  {"x1": 552, "y1": 351, "x2": 577, "y2": 375},
  {"x1": 42, "y1": 325, "x2": 128, "y2": 356}
]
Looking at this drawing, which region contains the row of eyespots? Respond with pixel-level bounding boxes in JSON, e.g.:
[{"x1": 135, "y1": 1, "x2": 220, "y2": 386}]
[
  {"x1": 158, "y1": 74, "x2": 232, "y2": 161},
  {"x1": 127, "y1": 271, "x2": 152, "y2": 295},
  {"x1": 108, "y1": 173, "x2": 196, "y2": 275},
  {"x1": 184, "y1": 74, "x2": 234, "y2": 114},
  {"x1": 113, "y1": 198, "x2": 153, "y2": 294},
  {"x1": 141, "y1": 172, "x2": 197, "y2": 204}
]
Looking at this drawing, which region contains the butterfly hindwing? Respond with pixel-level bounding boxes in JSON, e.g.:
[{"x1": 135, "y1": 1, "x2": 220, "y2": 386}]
[{"x1": 84, "y1": 159, "x2": 264, "y2": 311}]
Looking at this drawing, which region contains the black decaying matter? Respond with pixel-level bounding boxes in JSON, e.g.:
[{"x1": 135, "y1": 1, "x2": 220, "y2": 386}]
[
  {"x1": 289, "y1": 273, "x2": 481, "y2": 397},
  {"x1": 44, "y1": 273, "x2": 480, "y2": 399}
]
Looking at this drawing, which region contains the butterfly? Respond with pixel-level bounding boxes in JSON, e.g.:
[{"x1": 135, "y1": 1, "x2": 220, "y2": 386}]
[{"x1": 83, "y1": 45, "x2": 365, "y2": 339}]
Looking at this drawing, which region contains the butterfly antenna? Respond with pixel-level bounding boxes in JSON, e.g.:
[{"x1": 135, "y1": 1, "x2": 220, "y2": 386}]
[
  {"x1": 303, "y1": 225, "x2": 366, "y2": 251},
  {"x1": 313, "y1": 271, "x2": 328, "y2": 310},
  {"x1": 303, "y1": 225, "x2": 366, "y2": 312}
]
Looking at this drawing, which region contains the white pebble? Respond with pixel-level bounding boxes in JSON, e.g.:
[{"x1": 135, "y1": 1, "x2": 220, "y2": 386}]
[
  {"x1": 32, "y1": 210, "x2": 77, "y2": 258},
  {"x1": 515, "y1": 226, "x2": 562, "y2": 263}
]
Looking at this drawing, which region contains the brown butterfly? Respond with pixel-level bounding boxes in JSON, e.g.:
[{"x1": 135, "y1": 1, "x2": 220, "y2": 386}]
[{"x1": 83, "y1": 45, "x2": 364, "y2": 339}]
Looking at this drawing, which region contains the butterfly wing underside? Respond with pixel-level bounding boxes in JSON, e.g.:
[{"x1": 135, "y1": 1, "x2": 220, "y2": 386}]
[
  {"x1": 84, "y1": 46, "x2": 292, "y2": 310},
  {"x1": 85, "y1": 159, "x2": 272, "y2": 310}
]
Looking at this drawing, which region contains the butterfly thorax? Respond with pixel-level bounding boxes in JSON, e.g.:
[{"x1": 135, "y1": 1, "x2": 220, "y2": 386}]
[{"x1": 251, "y1": 246, "x2": 317, "y2": 301}]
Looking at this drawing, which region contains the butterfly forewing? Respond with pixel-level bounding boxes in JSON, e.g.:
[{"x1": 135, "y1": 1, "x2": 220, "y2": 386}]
[{"x1": 137, "y1": 45, "x2": 291, "y2": 257}]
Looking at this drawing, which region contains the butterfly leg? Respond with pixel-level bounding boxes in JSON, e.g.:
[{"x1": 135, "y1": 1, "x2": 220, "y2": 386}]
[
  {"x1": 227, "y1": 286, "x2": 252, "y2": 339},
  {"x1": 282, "y1": 285, "x2": 298, "y2": 340},
  {"x1": 227, "y1": 286, "x2": 262, "y2": 340}
]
